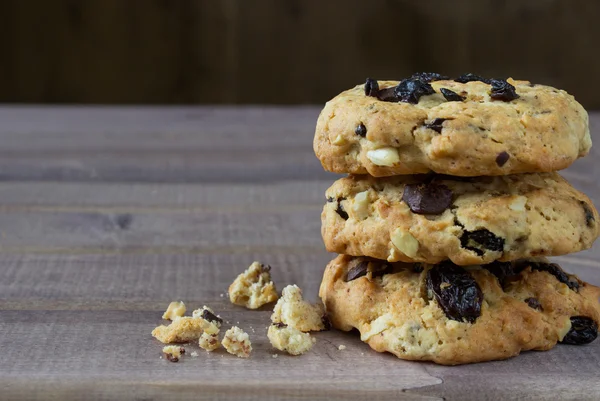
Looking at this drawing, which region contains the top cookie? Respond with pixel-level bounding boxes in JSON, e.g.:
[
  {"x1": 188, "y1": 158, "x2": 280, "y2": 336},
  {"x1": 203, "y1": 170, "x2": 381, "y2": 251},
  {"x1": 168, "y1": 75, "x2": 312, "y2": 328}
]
[{"x1": 314, "y1": 74, "x2": 590, "y2": 177}]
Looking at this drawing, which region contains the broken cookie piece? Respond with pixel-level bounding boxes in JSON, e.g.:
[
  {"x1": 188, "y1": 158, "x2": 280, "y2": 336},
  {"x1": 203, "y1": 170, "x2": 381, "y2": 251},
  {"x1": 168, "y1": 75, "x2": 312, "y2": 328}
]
[
  {"x1": 267, "y1": 323, "x2": 315, "y2": 355},
  {"x1": 271, "y1": 285, "x2": 327, "y2": 332},
  {"x1": 162, "y1": 301, "x2": 186, "y2": 320},
  {"x1": 152, "y1": 316, "x2": 212, "y2": 344},
  {"x1": 162, "y1": 345, "x2": 185, "y2": 362},
  {"x1": 199, "y1": 332, "x2": 220, "y2": 352},
  {"x1": 229, "y1": 262, "x2": 279, "y2": 309},
  {"x1": 222, "y1": 326, "x2": 252, "y2": 358}
]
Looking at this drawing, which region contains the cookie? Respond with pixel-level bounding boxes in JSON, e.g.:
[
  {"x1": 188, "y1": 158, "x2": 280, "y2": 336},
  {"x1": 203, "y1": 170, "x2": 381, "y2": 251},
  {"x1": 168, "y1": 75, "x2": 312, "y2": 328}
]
[
  {"x1": 314, "y1": 76, "x2": 590, "y2": 177},
  {"x1": 319, "y1": 255, "x2": 600, "y2": 365},
  {"x1": 322, "y1": 172, "x2": 598, "y2": 265}
]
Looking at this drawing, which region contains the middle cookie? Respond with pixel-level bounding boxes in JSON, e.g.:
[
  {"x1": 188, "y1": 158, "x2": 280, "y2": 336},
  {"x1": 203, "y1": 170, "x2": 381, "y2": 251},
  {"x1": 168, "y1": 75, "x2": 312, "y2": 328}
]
[{"x1": 322, "y1": 172, "x2": 598, "y2": 265}]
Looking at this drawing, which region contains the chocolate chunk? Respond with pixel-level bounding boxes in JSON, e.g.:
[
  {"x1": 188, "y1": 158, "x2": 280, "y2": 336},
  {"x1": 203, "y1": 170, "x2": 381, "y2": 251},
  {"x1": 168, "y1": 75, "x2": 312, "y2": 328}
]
[
  {"x1": 426, "y1": 262, "x2": 483, "y2": 323},
  {"x1": 201, "y1": 309, "x2": 223, "y2": 325},
  {"x1": 424, "y1": 118, "x2": 447, "y2": 133},
  {"x1": 355, "y1": 123, "x2": 367, "y2": 137},
  {"x1": 460, "y1": 229, "x2": 505, "y2": 256},
  {"x1": 165, "y1": 354, "x2": 179, "y2": 363},
  {"x1": 335, "y1": 198, "x2": 349, "y2": 220},
  {"x1": 440, "y1": 88, "x2": 465, "y2": 102},
  {"x1": 483, "y1": 261, "x2": 514, "y2": 286},
  {"x1": 525, "y1": 297, "x2": 543, "y2": 311},
  {"x1": 410, "y1": 72, "x2": 449, "y2": 83},
  {"x1": 346, "y1": 259, "x2": 390, "y2": 282},
  {"x1": 580, "y1": 201, "x2": 595, "y2": 228},
  {"x1": 376, "y1": 87, "x2": 399, "y2": 102},
  {"x1": 496, "y1": 151, "x2": 510, "y2": 167},
  {"x1": 346, "y1": 260, "x2": 369, "y2": 281},
  {"x1": 365, "y1": 78, "x2": 379, "y2": 97},
  {"x1": 403, "y1": 182, "x2": 453, "y2": 215},
  {"x1": 394, "y1": 79, "x2": 435, "y2": 104},
  {"x1": 560, "y1": 316, "x2": 598, "y2": 345},
  {"x1": 327, "y1": 197, "x2": 335, "y2": 203},
  {"x1": 489, "y1": 79, "x2": 519, "y2": 102},
  {"x1": 454, "y1": 73, "x2": 491, "y2": 84},
  {"x1": 515, "y1": 262, "x2": 580, "y2": 291},
  {"x1": 274, "y1": 322, "x2": 287, "y2": 328},
  {"x1": 322, "y1": 315, "x2": 332, "y2": 331}
]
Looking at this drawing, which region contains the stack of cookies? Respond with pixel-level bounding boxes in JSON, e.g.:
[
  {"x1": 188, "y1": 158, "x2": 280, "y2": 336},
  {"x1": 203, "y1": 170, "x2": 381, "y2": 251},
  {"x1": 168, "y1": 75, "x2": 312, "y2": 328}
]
[{"x1": 313, "y1": 73, "x2": 600, "y2": 365}]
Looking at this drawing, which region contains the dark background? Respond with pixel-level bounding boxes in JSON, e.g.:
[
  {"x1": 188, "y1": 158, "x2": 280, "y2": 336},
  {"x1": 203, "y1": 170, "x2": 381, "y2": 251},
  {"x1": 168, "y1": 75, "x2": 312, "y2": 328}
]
[{"x1": 1, "y1": 0, "x2": 599, "y2": 108}]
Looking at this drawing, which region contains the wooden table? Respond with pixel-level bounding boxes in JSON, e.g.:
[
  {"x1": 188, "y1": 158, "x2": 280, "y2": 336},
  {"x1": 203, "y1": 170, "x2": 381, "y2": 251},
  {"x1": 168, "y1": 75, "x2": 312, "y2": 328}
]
[{"x1": 1, "y1": 107, "x2": 599, "y2": 401}]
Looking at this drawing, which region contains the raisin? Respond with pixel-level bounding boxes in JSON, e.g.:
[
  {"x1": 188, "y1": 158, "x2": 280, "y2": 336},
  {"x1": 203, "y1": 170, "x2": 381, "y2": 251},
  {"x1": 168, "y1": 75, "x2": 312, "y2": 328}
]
[
  {"x1": 454, "y1": 73, "x2": 491, "y2": 84},
  {"x1": 525, "y1": 297, "x2": 543, "y2": 311},
  {"x1": 402, "y1": 182, "x2": 453, "y2": 215},
  {"x1": 515, "y1": 262, "x2": 580, "y2": 291},
  {"x1": 460, "y1": 229, "x2": 505, "y2": 256},
  {"x1": 424, "y1": 118, "x2": 447, "y2": 133},
  {"x1": 335, "y1": 198, "x2": 348, "y2": 220},
  {"x1": 365, "y1": 78, "x2": 379, "y2": 97},
  {"x1": 482, "y1": 261, "x2": 514, "y2": 286},
  {"x1": 201, "y1": 309, "x2": 223, "y2": 325},
  {"x1": 496, "y1": 151, "x2": 510, "y2": 167},
  {"x1": 410, "y1": 72, "x2": 449, "y2": 83},
  {"x1": 440, "y1": 88, "x2": 465, "y2": 102},
  {"x1": 580, "y1": 201, "x2": 595, "y2": 228},
  {"x1": 376, "y1": 86, "x2": 399, "y2": 102},
  {"x1": 560, "y1": 316, "x2": 598, "y2": 345},
  {"x1": 355, "y1": 123, "x2": 367, "y2": 137},
  {"x1": 394, "y1": 79, "x2": 435, "y2": 104},
  {"x1": 489, "y1": 79, "x2": 519, "y2": 102},
  {"x1": 426, "y1": 262, "x2": 483, "y2": 323},
  {"x1": 412, "y1": 263, "x2": 424, "y2": 273}
]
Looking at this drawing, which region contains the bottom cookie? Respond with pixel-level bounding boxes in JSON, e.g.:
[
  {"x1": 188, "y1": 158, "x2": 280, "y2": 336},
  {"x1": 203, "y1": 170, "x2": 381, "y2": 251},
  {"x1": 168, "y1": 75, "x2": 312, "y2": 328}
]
[{"x1": 319, "y1": 255, "x2": 600, "y2": 365}]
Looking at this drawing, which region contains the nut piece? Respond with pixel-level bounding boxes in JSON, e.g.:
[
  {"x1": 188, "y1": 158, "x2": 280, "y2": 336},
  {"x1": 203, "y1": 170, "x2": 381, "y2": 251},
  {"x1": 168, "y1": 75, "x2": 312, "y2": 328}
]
[
  {"x1": 152, "y1": 317, "x2": 206, "y2": 344},
  {"x1": 509, "y1": 196, "x2": 528, "y2": 211},
  {"x1": 162, "y1": 345, "x2": 185, "y2": 362},
  {"x1": 271, "y1": 285, "x2": 327, "y2": 332},
  {"x1": 352, "y1": 191, "x2": 370, "y2": 220},
  {"x1": 390, "y1": 228, "x2": 419, "y2": 258},
  {"x1": 267, "y1": 323, "x2": 315, "y2": 355},
  {"x1": 332, "y1": 134, "x2": 346, "y2": 145},
  {"x1": 162, "y1": 301, "x2": 186, "y2": 320},
  {"x1": 199, "y1": 332, "x2": 220, "y2": 352},
  {"x1": 229, "y1": 262, "x2": 279, "y2": 309},
  {"x1": 222, "y1": 326, "x2": 252, "y2": 358},
  {"x1": 366, "y1": 147, "x2": 400, "y2": 167}
]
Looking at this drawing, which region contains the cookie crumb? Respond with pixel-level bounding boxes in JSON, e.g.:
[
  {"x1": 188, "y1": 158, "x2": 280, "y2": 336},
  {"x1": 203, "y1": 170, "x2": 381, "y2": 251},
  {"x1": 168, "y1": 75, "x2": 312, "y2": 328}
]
[
  {"x1": 152, "y1": 317, "x2": 206, "y2": 344},
  {"x1": 271, "y1": 285, "x2": 327, "y2": 332},
  {"x1": 199, "y1": 332, "x2": 220, "y2": 352},
  {"x1": 163, "y1": 345, "x2": 185, "y2": 362},
  {"x1": 192, "y1": 305, "x2": 222, "y2": 333},
  {"x1": 222, "y1": 326, "x2": 252, "y2": 358},
  {"x1": 338, "y1": 345, "x2": 346, "y2": 350},
  {"x1": 162, "y1": 301, "x2": 186, "y2": 320},
  {"x1": 220, "y1": 293, "x2": 225, "y2": 298},
  {"x1": 190, "y1": 351, "x2": 199, "y2": 358},
  {"x1": 272, "y1": 354, "x2": 278, "y2": 358},
  {"x1": 267, "y1": 323, "x2": 315, "y2": 355},
  {"x1": 229, "y1": 262, "x2": 278, "y2": 309}
]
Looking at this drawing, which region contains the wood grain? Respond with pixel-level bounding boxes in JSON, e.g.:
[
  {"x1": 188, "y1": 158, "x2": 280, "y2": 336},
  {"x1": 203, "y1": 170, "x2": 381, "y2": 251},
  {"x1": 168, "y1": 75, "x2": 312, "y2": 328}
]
[
  {"x1": 0, "y1": 107, "x2": 599, "y2": 400},
  {"x1": 1, "y1": 1, "x2": 600, "y2": 108}
]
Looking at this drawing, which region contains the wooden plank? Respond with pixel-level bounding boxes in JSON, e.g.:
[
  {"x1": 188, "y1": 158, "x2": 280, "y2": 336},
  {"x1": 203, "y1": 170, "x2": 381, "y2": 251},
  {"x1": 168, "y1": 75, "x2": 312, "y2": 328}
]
[
  {"x1": 1, "y1": 1, "x2": 600, "y2": 107},
  {"x1": 0, "y1": 106, "x2": 332, "y2": 182}
]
